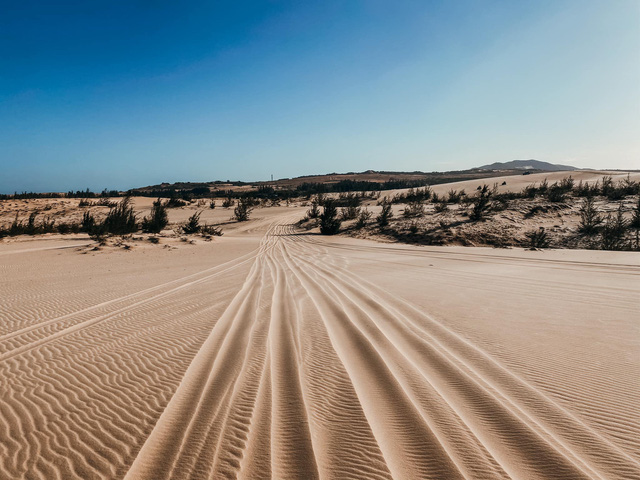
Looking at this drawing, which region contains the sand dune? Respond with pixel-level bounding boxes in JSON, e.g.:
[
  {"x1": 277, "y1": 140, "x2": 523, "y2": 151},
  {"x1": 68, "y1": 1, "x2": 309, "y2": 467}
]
[{"x1": 1, "y1": 207, "x2": 639, "y2": 479}]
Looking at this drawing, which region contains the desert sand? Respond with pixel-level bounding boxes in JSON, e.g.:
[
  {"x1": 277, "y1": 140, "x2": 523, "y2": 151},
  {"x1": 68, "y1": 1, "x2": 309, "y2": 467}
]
[{"x1": 1, "y1": 183, "x2": 639, "y2": 479}]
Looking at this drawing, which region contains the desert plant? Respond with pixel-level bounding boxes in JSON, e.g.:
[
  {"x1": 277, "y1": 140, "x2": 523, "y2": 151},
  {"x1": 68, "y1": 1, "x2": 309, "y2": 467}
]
[
  {"x1": 81, "y1": 211, "x2": 96, "y2": 233},
  {"x1": 355, "y1": 208, "x2": 372, "y2": 229},
  {"x1": 102, "y1": 197, "x2": 138, "y2": 235},
  {"x1": 201, "y1": 224, "x2": 223, "y2": 236},
  {"x1": 547, "y1": 183, "x2": 565, "y2": 202},
  {"x1": 341, "y1": 205, "x2": 360, "y2": 220},
  {"x1": 447, "y1": 189, "x2": 464, "y2": 204},
  {"x1": 209, "y1": 200, "x2": 216, "y2": 209},
  {"x1": 538, "y1": 178, "x2": 549, "y2": 194},
  {"x1": 166, "y1": 196, "x2": 187, "y2": 208},
  {"x1": 434, "y1": 202, "x2": 448, "y2": 213},
  {"x1": 234, "y1": 197, "x2": 253, "y2": 222},
  {"x1": 403, "y1": 201, "x2": 425, "y2": 218},
  {"x1": 522, "y1": 184, "x2": 538, "y2": 199},
  {"x1": 141, "y1": 198, "x2": 169, "y2": 233},
  {"x1": 601, "y1": 176, "x2": 613, "y2": 197},
  {"x1": 377, "y1": 199, "x2": 393, "y2": 228},
  {"x1": 182, "y1": 211, "x2": 202, "y2": 234},
  {"x1": 621, "y1": 174, "x2": 639, "y2": 196},
  {"x1": 222, "y1": 197, "x2": 235, "y2": 208},
  {"x1": 469, "y1": 184, "x2": 492, "y2": 221},
  {"x1": 578, "y1": 197, "x2": 602, "y2": 235},
  {"x1": 307, "y1": 199, "x2": 320, "y2": 219},
  {"x1": 600, "y1": 205, "x2": 627, "y2": 250},
  {"x1": 319, "y1": 200, "x2": 341, "y2": 235},
  {"x1": 408, "y1": 221, "x2": 419, "y2": 234},
  {"x1": 525, "y1": 227, "x2": 550, "y2": 249},
  {"x1": 630, "y1": 197, "x2": 640, "y2": 230}
]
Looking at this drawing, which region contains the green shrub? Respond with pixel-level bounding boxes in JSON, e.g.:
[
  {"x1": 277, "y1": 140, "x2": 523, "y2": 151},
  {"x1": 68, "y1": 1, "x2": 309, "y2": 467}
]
[
  {"x1": 377, "y1": 199, "x2": 393, "y2": 227},
  {"x1": 182, "y1": 211, "x2": 202, "y2": 234},
  {"x1": 102, "y1": 197, "x2": 138, "y2": 235},
  {"x1": 141, "y1": 198, "x2": 168, "y2": 233},
  {"x1": 525, "y1": 227, "x2": 550, "y2": 249},
  {"x1": 355, "y1": 208, "x2": 372, "y2": 229},
  {"x1": 578, "y1": 197, "x2": 602, "y2": 235},
  {"x1": 234, "y1": 197, "x2": 253, "y2": 221},
  {"x1": 319, "y1": 200, "x2": 341, "y2": 235},
  {"x1": 469, "y1": 185, "x2": 492, "y2": 221},
  {"x1": 600, "y1": 204, "x2": 628, "y2": 250},
  {"x1": 403, "y1": 201, "x2": 425, "y2": 218}
]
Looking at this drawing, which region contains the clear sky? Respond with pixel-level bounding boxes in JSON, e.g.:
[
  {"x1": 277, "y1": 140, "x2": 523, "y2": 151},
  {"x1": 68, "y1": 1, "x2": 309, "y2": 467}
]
[{"x1": 1, "y1": 0, "x2": 639, "y2": 193}]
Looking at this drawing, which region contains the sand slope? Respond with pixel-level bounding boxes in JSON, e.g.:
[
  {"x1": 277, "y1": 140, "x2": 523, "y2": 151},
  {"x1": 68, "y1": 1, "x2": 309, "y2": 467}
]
[{"x1": 1, "y1": 209, "x2": 639, "y2": 479}]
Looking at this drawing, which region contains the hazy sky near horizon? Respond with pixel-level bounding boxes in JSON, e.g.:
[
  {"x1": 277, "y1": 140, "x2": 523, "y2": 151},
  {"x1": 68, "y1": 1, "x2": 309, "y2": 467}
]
[{"x1": 1, "y1": 0, "x2": 639, "y2": 193}]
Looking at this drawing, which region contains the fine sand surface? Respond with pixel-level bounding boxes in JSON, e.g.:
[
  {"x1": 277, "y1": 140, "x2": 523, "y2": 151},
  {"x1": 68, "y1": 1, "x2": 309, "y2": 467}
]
[{"x1": 1, "y1": 205, "x2": 639, "y2": 479}]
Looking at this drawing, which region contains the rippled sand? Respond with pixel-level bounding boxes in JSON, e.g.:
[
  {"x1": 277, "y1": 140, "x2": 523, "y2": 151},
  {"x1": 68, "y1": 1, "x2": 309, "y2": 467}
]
[{"x1": 1, "y1": 207, "x2": 639, "y2": 479}]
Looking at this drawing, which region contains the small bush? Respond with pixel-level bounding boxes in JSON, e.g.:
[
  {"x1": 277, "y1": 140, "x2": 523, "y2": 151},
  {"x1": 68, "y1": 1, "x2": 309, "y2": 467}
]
[
  {"x1": 447, "y1": 189, "x2": 464, "y2": 204},
  {"x1": 434, "y1": 202, "x2": 448, "y2": 213},
  {"x1": 182, "y1": 211, "x2": 202, "y2": 234},
  {"x1": 600, "y1": 205, "x2": 627, "y2": 250},
  {"x1": 166, "y1": 197, "x2": 188, "y2": 208},
  {"x1": 141, "y1": 198, "x2": 169, "y2": 233},
  {"x1": 525, "y1": 227, "x2": 550, "y2": 249},
  {"x1": 355, "y1": 208, "x2": 372, "y2": 229},
  {"x1": 630, "y1": 197, "x2": 640, "y2": 230},
  {"x1": 222, "y1": 197, "x2": 235, "y2": 208},
  {"x1": 234, "y1": 197, "x2": 253, "y2": 221},
  {"x1": 341, "y1": 205, "x2": 360, "y2": 220},
  {"x1": 307, "y1": 199, "x2": 320, "y2": 219},
  {"x1": 377, "y1": 200, "x2": 393, "y2": 228},
  {"x1": 403, "y1": 201, "x2": 425, "y2": 218},
  {"x1": 102, "y1": 197, "x2": 138, "y2": 235},
  {"x1": 547, "y1": 184, "x2": 565, "y2": 203},
  {"x1": 201, "y1": 224, "x2": 223, "y2": 236},
  {"x1": 469, "y1": 185, "x2": 492, "y2": 221},
  {"x1": 319, "y1": 200, "x2": 341, "y2": 235},
  {"x1": 81, "y1": 211, "x2": 96, "y2": 232},
  {"x1": 574, "y1": 180, "x2": 599, "y2": 198},
  {"x1": 209, "y1": 200, "x2": 216, "y2": 209},
  {"x1": 578, "y1": 197, "x2": 602, "y2": 235}
]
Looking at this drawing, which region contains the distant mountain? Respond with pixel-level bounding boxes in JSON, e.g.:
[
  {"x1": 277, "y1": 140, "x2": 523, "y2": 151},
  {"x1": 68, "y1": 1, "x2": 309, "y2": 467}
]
[{"x1": 478, "y1": 160, "x2": 578, "y2": 171}]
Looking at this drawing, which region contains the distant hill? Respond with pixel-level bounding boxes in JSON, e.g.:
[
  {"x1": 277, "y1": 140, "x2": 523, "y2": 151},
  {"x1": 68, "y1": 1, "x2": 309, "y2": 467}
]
[{"x1": 478, "y1": 160, "x2": 578, "y2": 171}]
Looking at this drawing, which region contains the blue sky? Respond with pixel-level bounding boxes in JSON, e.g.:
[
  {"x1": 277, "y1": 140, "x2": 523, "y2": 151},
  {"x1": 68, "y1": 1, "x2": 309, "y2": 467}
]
[{"x1": 1, "y1": 0, "x2": 638, "y2": 193}]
